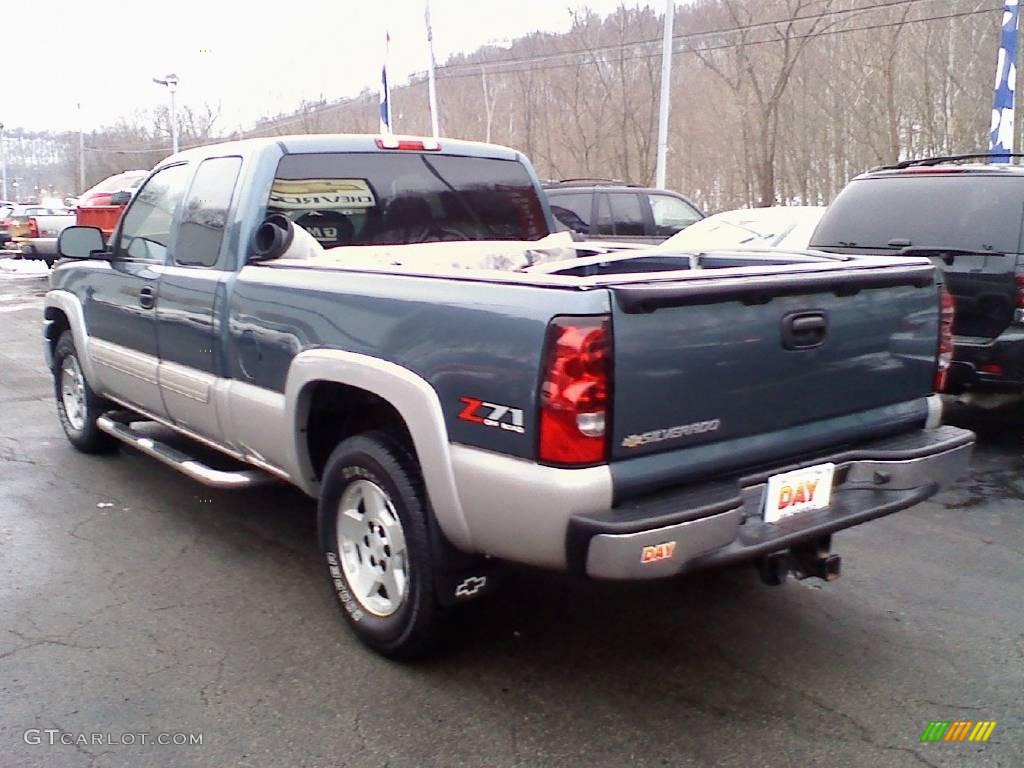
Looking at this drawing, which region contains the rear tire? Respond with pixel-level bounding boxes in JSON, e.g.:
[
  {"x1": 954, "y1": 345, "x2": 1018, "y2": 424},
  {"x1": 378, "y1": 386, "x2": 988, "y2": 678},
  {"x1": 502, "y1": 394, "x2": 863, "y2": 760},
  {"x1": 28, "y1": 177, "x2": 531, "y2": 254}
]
[
  {"x1": 53, "y1": 331, "x2": 116, "y2": 453},
  {"x1": 318, "y1": 431, "x2": 446, "y2": 659}
]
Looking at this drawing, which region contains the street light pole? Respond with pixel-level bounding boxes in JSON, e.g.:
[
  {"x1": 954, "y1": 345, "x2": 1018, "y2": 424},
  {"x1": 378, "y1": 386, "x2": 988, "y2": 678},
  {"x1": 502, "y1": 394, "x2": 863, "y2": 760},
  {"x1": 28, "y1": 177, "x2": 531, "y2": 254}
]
[
  {"x1": 169, "y1": 85, "x2": 178, "y2": 154},
  {"x1": 0, "y1": 121, "x2": 7, "y2": 200},
  {"x1": 655, "y1": 0, "x2": 675, "y2": 189},
  {"x1": 77, "y1": 103, "x2": 85, "y2": 193},
  {"x1": 152, "y1": 74, "x2": 180, "y2": 154},
  {"x1": 425, "y1": 0, "x2": 441, "y2": 138}
]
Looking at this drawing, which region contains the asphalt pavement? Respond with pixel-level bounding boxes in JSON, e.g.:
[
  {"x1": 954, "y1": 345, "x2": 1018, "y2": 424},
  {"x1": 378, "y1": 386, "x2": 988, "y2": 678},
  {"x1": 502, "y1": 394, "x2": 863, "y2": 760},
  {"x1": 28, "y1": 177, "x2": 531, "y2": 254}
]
[{"x1": 0, "y1": 258, "x2": 1021, "y2": 768}]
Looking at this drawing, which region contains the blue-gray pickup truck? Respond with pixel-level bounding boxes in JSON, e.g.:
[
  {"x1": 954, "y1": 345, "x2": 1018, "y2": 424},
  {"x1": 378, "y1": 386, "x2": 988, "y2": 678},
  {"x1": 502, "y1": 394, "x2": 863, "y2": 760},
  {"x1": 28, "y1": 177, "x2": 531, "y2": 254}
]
[{"x1": 44, "y1": 134, "x2": 974, "y2": 657}]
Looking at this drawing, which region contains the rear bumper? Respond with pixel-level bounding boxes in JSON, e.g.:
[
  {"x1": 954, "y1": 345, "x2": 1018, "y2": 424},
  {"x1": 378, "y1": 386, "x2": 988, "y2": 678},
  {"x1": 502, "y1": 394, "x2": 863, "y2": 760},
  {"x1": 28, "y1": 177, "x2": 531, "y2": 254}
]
[
  {"x1": 567, "y1": 425, "x2": 974, "y2": 579},
  {"x1": 948, "y1": 330, "x2": 1024, "y2": 393}
]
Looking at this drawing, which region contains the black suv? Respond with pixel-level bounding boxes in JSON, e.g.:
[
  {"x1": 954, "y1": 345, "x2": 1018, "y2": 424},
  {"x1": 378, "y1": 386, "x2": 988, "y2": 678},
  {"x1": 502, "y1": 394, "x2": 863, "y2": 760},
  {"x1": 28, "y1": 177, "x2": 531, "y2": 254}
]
[
  {"x1": 543, "y1": 179, "x2": 703, "y2": 244},
  {"x1": 810, "y1": 154, "x2": 1024, "y2": 400}
]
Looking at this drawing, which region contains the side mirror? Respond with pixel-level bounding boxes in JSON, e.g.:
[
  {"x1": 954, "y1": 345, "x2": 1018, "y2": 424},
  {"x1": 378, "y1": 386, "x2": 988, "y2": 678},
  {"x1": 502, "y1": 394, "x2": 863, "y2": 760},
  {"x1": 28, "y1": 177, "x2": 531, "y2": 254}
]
[
  {"x1": 109, "y1": 190, "x2": 132, "y2": 206},
  {"x1": 58, "y1": 226, "x2": 107, "y2": 260}
]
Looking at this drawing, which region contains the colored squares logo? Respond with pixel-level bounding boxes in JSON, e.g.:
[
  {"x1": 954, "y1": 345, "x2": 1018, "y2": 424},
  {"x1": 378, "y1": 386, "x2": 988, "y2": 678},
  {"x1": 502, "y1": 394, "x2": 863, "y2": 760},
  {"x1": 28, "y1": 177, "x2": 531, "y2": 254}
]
[{"x1": 920, "y1": 721, "x2": 997, "y2": 743}]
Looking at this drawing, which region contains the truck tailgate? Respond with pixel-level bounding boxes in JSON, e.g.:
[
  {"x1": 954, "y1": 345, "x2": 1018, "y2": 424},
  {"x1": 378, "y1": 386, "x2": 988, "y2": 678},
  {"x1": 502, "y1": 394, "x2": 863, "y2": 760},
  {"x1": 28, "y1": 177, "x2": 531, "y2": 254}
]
[{"x1": 607, "y1": 262, "x2": 939, "y2": 461}]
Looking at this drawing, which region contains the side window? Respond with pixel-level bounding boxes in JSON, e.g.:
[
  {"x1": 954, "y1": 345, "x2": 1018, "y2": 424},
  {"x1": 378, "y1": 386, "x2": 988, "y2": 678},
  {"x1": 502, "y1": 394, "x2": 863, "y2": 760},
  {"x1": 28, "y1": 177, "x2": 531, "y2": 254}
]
[
  {"x1": 650, "y1": 194, "x2": 701, "y2": 237},
  {"x1": 116, "y1": 164, "x2": 190, "y2": 262},
  {"x1": 176, "y1": 157, "x2": 242, "y2": 267},
  {"x1": 597, "y1": 193, "x2": 645, "y2": 236},
  {"x1": 548, "y1": 192, "x2": 592, "y2": 234}
]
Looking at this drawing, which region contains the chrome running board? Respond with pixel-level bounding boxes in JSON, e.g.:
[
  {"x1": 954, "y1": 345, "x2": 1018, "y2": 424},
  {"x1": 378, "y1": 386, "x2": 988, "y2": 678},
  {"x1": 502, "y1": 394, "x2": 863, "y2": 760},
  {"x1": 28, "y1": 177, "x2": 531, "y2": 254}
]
[{"x1": 97, "y1": 413, "x2": 276, "y2": 490}]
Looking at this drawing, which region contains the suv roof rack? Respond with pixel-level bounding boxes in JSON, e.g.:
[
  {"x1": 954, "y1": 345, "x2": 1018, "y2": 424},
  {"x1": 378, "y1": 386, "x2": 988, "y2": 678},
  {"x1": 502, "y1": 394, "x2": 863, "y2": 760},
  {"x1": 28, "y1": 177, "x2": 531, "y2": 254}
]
[
  {"x1": 546, "y1": 177, "x2": 636, "y2": 187},
  {"x1": 871, "y1": 152, "x2": 1024, "y2": 172}
]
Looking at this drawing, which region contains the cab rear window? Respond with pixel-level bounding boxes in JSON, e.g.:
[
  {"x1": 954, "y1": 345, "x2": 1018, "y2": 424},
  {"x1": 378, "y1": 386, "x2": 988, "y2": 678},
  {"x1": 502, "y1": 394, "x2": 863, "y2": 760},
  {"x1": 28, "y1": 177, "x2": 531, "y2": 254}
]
[
  {"x1": 269, "y1": 152, "x2": 550, "y2": 248},
  {"x1": 811, "y1": 175, "x2": 1024, "y2": 254}
]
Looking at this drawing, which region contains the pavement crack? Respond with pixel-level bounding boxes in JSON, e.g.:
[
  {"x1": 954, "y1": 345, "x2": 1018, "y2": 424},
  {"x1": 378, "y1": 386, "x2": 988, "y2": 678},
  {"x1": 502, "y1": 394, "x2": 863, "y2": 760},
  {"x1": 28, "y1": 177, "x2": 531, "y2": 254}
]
[
  {"x1": 46, "y1": 720, "x2": 114, "y2": 768},
  {"x1": 199, "y1": 653, "x2": 227, "y2": 706},
  {"x1": 0, "y1": 629, "x2": 102, "y2": 662},
  {"x1": 711, "y1": 646, "x2": 941, "y2": 767},
  {"x1": 68, "y1": 513, "x2": 101, "y2": 542},
  {"x1": 911, "y1": 698, "x2": 987, "y2": 712}
]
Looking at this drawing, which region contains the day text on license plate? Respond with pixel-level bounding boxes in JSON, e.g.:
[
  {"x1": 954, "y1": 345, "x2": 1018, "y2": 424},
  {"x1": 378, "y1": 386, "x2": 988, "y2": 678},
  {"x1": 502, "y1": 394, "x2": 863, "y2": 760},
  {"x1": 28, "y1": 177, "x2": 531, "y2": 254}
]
[{"x1": 763, "y1": 462, "x2": 835, "y2": 524}]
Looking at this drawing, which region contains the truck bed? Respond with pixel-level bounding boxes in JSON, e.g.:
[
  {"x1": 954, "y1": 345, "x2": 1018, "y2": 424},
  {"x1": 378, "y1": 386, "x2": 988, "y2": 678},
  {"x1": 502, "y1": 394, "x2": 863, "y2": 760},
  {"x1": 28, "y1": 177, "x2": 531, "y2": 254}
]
[{"x1": 254, "y1": 245, "x2": 941, "y2": 483}]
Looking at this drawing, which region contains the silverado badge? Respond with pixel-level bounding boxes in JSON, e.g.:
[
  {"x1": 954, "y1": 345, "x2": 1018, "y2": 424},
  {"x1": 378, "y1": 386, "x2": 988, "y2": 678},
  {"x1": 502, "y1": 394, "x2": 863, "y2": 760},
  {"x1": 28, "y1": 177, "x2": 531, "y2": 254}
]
[{"x1": 622, "y1": 419, "x2": 721, "y2": 449}]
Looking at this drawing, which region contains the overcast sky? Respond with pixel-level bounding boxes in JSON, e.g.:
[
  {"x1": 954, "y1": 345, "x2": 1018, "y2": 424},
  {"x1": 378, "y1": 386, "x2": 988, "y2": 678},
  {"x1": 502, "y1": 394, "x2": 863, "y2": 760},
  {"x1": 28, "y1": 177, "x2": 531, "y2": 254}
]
[{"x1": 11, "y1": 0, "x2": 659, "y2": 134}]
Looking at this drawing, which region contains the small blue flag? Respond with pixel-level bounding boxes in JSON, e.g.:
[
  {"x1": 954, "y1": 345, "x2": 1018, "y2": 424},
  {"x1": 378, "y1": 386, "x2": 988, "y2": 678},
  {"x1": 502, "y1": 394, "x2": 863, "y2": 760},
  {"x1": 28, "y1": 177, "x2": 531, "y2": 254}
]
[
  {"x1": 990, "y1": 1, "x2": 1021, "y2": 161},
  {"x1": 379, "y1": 32, "x2": 392, "y2": 135}
]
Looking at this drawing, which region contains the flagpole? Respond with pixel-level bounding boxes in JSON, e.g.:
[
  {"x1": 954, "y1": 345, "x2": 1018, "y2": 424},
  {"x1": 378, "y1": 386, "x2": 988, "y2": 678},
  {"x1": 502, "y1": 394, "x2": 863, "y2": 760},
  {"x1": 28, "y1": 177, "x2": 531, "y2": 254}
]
[
  {"x1": 379, "y1": 31, "x2": 393, "y2": 135},
  {"x1": 990, "y1": 0, "x2": 1021, "y2": 161},
  {"x1": 426, "y1": 0, "x2": 441, "y2": 138}
]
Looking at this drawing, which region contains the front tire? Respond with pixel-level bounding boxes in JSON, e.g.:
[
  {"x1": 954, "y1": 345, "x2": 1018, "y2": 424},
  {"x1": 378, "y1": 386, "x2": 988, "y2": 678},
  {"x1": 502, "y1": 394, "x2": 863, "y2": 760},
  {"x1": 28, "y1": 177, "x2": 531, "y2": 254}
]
[
  {"x1": 53, "y1": 331, "x2": 116, "y2": 453},
  {"x1": 318, "y1": 432, "x2": 446, "y2": 659}
]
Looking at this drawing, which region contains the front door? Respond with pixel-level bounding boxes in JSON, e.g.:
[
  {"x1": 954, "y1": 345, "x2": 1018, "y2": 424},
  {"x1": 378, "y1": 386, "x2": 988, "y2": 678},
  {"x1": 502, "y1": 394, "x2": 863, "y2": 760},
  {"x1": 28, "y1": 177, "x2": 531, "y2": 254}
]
[
  {"x1": 83, "y1": 163, "x2": 191, "y2": 417},
  {"x1": 155, "y1": 156, "x2": 243, "y2": 442}
]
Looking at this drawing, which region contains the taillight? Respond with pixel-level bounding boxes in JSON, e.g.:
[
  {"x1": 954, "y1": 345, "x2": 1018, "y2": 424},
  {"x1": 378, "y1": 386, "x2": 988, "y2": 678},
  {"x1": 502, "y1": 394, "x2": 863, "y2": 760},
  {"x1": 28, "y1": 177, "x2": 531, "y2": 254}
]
[
  {"x1": 935, "y1": 286, "x2": 955, "y2": 392},
  {"x1": 375, "y1": 136, "x2": 441, "y2": 151},
  {"x1": 28, "y1": 218, "x2": 39, "y2": 238},
  {"x1": 1015, "y1": 273, "x2": 1024, "y2": 309},
  {"x1": 538, "y1": 316, "x2": 611, "y2": 466}
]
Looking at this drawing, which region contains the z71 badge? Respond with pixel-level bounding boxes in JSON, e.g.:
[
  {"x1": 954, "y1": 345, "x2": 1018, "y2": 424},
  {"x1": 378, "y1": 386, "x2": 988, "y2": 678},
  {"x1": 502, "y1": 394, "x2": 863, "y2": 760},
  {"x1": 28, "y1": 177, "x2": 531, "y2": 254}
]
[{"x1": 457, "y1": 397, "x2": 525, "y2": 434}]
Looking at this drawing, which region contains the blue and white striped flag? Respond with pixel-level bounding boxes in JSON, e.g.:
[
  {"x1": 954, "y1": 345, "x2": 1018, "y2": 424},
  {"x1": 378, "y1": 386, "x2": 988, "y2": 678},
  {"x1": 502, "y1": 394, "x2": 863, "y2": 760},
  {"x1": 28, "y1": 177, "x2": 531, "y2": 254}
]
[
  {"x1": 379, "y1": 31, "x2": 393, "y2": 135},
  {"x1": 990, "y1": 0, "x2": 1021, "y2": 161}
]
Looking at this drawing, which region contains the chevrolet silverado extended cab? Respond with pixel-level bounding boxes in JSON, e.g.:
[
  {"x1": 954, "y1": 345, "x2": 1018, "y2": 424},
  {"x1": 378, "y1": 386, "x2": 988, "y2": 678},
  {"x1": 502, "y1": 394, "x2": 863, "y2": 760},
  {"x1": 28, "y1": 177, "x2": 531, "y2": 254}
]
[{"x1": 46, "y1": 134, "x2": 974, "y2": 658}]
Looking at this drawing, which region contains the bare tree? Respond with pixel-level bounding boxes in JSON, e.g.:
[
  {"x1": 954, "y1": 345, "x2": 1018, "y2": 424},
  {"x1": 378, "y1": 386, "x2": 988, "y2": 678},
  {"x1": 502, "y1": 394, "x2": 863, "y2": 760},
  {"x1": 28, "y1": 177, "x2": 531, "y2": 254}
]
[{"x1": 692, "y1": 0, "x2": 838, "y2": 205}]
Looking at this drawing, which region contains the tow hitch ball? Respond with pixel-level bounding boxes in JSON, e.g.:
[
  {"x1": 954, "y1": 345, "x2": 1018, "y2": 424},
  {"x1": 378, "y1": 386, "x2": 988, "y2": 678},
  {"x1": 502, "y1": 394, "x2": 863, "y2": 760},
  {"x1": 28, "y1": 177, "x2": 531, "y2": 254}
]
[{"x1": 757, "y1": 537, "x2": 841, "y2": 586}]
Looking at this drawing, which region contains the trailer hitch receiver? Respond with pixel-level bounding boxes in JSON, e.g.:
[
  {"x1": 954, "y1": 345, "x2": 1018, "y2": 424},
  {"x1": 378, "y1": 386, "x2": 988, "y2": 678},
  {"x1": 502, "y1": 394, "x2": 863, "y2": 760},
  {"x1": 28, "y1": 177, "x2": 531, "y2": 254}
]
[{"x1": 757, "y1": 536, "x2": 841, "y2": 586}]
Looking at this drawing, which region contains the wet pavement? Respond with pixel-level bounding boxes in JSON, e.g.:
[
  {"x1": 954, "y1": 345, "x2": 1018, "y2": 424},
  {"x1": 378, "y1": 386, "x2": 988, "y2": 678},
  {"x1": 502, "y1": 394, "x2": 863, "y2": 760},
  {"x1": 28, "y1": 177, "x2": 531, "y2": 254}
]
[
  {"x1": 0, "y1": 258, "x2": 50, "y2": 314},
  {"x1": 0, "y1": 262, "x2": 1021, "y2": 767}
]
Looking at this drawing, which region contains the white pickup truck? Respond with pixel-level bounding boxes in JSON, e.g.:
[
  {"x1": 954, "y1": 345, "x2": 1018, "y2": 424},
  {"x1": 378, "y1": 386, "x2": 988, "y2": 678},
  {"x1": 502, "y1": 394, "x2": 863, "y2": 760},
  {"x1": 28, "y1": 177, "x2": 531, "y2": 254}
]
[{"x1": 3, "y1": 204, "x2": 76, "y2": 266}]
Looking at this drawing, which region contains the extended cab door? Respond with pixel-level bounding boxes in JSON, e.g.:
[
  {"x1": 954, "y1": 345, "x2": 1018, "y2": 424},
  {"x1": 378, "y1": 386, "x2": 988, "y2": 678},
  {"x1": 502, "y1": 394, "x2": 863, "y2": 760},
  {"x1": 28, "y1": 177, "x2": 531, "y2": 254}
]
[
  {"x1": 155, "y1": 156, "x2": 243, "y2": 441},
  {"x1": 83, "y1": 163, "x2": 191, "y2": 417}
]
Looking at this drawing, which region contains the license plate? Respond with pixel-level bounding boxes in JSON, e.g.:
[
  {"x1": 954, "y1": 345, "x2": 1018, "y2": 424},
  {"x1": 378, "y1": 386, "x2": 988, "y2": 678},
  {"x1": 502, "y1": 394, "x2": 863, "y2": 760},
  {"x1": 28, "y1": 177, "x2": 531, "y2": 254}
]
[{"x1": 763, "y1": 463, "x2": 836, "y2": 524}]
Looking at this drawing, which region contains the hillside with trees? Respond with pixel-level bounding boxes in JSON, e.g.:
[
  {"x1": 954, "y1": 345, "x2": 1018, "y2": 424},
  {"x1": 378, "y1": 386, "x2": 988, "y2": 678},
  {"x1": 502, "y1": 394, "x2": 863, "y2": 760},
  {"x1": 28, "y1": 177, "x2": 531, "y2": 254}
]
[{"x1": 8, "y1": 0, "x2": 1009, "y2": 212}]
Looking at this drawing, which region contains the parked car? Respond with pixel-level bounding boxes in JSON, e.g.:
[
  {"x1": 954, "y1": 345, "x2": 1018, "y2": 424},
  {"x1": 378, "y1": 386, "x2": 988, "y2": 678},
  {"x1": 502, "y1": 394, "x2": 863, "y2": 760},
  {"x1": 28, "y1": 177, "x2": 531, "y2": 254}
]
[
  {"x1": 3, "y1": 202, "x2": 74, "y2": 244},
  {"x1": 0, "y1": 202, "x2": 15, "y2": 248},
  {"x1": 7, "y1": 206, "x2": 77, "y2": 267},
  {"x1": 660, "y1": 206, "x2": 826, "y2": 251},
  {"x1": 47, "y1": 134, "x2": 972, "y2": 658},
  {"x1": 544, "y1": 179, "x2": 703, "y2": 243},
  {"x1": 810, "y1": 153, "x2": 1024, "y2": 404},
  {"x1": 76, "y1": 170, "x2": 148, "y2": 240}
]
